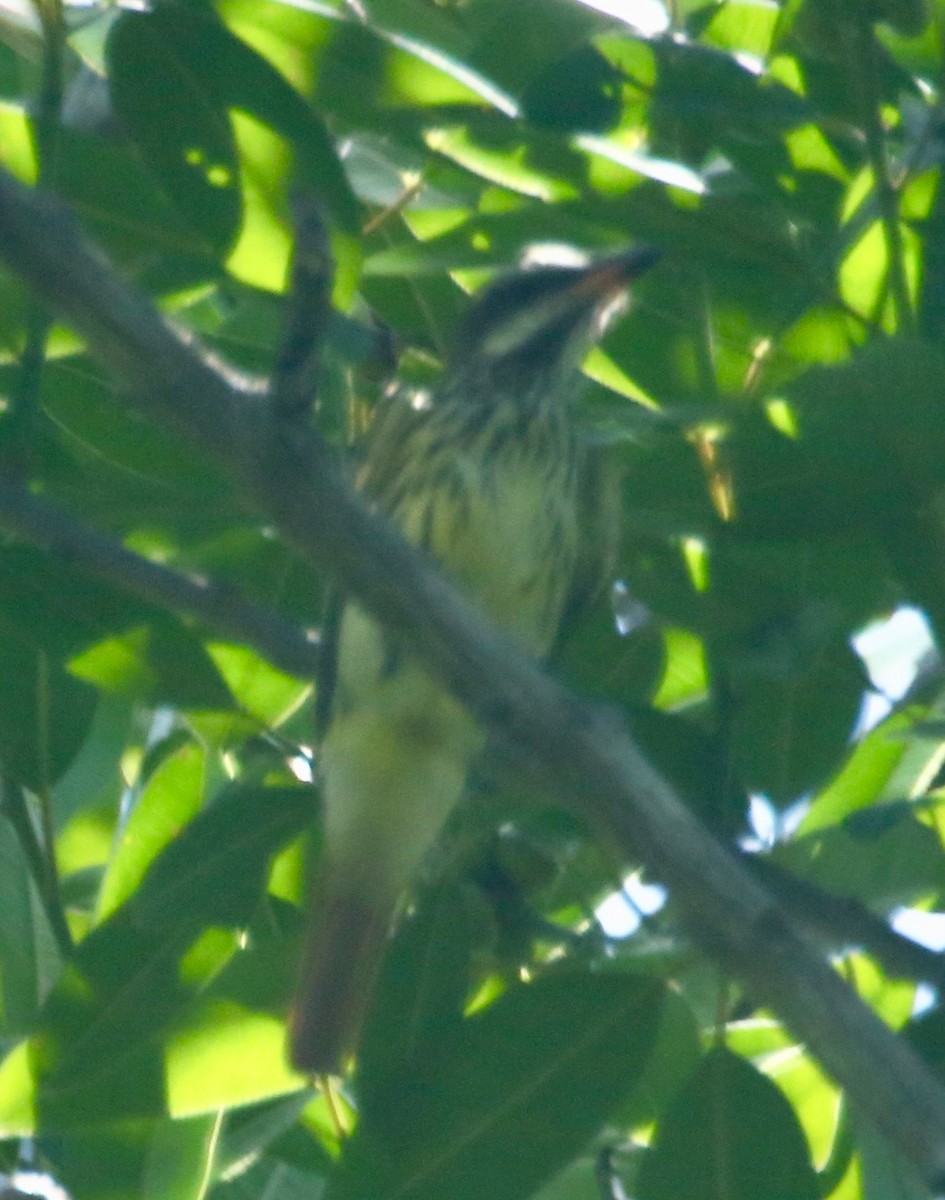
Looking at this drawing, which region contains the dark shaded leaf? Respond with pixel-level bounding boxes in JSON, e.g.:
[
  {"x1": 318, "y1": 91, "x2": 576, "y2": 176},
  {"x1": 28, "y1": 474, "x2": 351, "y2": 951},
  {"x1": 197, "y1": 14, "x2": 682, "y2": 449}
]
[
  {"x1": 109, "y1": 6, "x2": 358, "y2": 239},
  {"x1": 331, "y1": 972, "x2": 664, "y2": 1200},
  {"x1": 637, "y1": 1046, "x2": 820, "y2": 1200},
  {"x1": 0, "y1": 619, "x2": 96, "y2": 789},
  {"x1": 522, "y1": 46, "x2": 623, "y2": 132},
  {"x1": 356, "y1": 880, "x2": 485, "y2": 1095},
  {"x1": 107, "y1": 10, "x2": 242, "y2": 255}
]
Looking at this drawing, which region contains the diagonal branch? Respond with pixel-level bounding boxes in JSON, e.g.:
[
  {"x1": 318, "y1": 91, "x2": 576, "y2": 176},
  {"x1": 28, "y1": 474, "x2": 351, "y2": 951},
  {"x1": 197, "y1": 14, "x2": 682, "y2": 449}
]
[
  {"x1": 0, "y1": 482, "x2": 321, "y2": 679},
  {"x1": 746, "y1": 852, "x2": 945, "y2": 991},
  {"x1": 1, "y1": 165, "x2": 944, "y2": 1189}
]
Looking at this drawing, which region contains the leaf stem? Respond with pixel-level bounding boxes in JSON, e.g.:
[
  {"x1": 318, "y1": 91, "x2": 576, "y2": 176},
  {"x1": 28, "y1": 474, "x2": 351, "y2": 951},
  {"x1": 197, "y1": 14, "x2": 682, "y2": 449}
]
[{"x1": 0, "y1": 775, "x2": 73, "y2": 954}]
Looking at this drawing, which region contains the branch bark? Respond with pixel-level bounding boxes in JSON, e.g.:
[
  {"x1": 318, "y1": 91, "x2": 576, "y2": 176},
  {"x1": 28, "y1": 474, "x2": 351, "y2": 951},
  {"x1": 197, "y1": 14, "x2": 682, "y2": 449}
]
[
  {"x1": 1, "y1": 166, "x2": 944, "y2": 1189},
  {"x1": 0, "y1": 481, "x2": 321, "y2": 678},
  {"x1": 746, "y1": 852, "x2": 945, "y2": 992}
]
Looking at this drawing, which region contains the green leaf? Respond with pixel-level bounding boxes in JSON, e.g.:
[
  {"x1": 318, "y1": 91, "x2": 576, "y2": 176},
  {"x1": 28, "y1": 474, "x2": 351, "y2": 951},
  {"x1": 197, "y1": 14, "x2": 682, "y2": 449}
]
[
  {"x1": 649, "y1": 39, "x2": 810, "y2": 164},
  {"x1": 775, "y1": 799, "x2": 945, "y2": 910},
  {"x1": 129, "y1": 784, "x2": 313, "y2": 931},
  {"x1": 849, "y1": 1106, "x2": 931, "y2": 1200},
  {"x1": 702, "y1": 2, "x2": 781, "y2": 57},
  {"x1": 704, "y1": 538, "x2": 873, "y2": 803},
  {"x1": 142, "y1": 1113, "x2": 222, "y2": 1200},
  {"x1": 625, "y1": 705, "x2": 748, "y2": 835},
  {"x1": 216, "y1": 1092, "x2": 323, "y2": 1182},
  {"x1": 164, "y1": 997, "x2": 303, "y2": 1118},
  {"x1": 40, "y1": 355, "x2": 231, "y2": 505},
  {"x1": 0, "y1": 545, "x2": 235, "y2": 713},
  {"x1": 0, "y1": 815, "x2": 51, "y2": 1036},
  {"x1": 331, "y1": 971, "x2": 664, "y2": 1200},
  {"x1": 615, "y1": 988, "x2": 702, "y2": 1130},
  {"x1": 53, "y1": 124, "x2": 221, "y2": 279},
  {"x1": 70, "y1": 620, "x2": 236, "y2": 712},
  {"x1": 875, "y1": 0, "x2": 929, "y2": 36},
  {"x1": 108, "y1": 7, "x2": 358, "y2": 238},
  {"x1": 206, "y1": 644, "x2": 309, "y2": 725},
  {"x1": 107, "y1": 10, "x2": 242, "y2": 256},
  {"x1": 39, "y1": 1113, "x2": 228, "y2": 1200},
  {"x1": 0, "y1": 787, "x2": 310, "y2": 1132},
  {"x1": 41, "y1": 1121, "x2": 164, "y2": 1200},
  {"x1": 0, "y1": 545, "x2": 145, "y2": 660},
  {"x1": 907, "y1": 1002, "x2": 945, "y2": 1081},
  {"x1": 725, "y1": 1020, "x2": 843, "y2": 1171},
  {"x1": 0, "y1": 623, "x2": 97, "y2": 790},
  {"x1": 31, "y1": 913, "x2": 194, "y2": 1131},
  {"x1": 425, "y1": 120, "x2": 585, "y2": 201},
  {"x1": 52, "y1": 693, "x2": 132, "y2": 830},
  {"x1": 530, "y1": 1156, "x2": 604, "y2": 1200},
  {"x1": 521, "y1": 46, "x2": 623, "y2": 132},
  {"x1": 205, "y1": 897, "x2": 302, "y2": 1016},
  {"x1": 463, "y1": 0, "x2": 606, "y2": 96},
  {"x1": 637, "y1": 1046, "x2": 820, "y2": 1200},
  {"x1": 800, "y1": 707, "x2": 926, "y2": 832},
  {"x1": 356, "y1": 880, "x2": 485, "y2": 1094},
  {"x1": 725, "y1": 635, "x2": 866, "y2": 804},
  {"x1": 211, "y1": 1153, "x2": 322, "y2": 1200},
  {"x1": 95, "y1": 741, "x2": 206, "y2": 924}
]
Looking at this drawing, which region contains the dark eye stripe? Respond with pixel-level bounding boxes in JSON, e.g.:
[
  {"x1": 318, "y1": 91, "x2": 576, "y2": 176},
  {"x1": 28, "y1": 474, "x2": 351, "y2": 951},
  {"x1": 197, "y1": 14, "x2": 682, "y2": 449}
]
[{"x1": 456, "y1": 266, "x2": 586, "y2": 352}]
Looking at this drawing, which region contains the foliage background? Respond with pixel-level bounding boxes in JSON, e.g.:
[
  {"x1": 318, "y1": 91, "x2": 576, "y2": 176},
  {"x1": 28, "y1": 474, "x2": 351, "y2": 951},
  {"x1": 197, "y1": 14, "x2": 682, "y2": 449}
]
[{"x1": 1, "y1": 0, "x2": 945, "y2": 1197}]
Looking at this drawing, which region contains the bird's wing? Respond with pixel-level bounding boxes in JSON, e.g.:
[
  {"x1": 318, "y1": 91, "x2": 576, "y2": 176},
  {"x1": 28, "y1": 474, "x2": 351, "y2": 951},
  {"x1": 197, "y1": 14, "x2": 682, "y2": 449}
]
[
  {"x1": 355, "y1": 386, "x2": 430, "y2": 507},
  {"x1": 313, "y1": 389, "x2": 427, "y2": 733}
]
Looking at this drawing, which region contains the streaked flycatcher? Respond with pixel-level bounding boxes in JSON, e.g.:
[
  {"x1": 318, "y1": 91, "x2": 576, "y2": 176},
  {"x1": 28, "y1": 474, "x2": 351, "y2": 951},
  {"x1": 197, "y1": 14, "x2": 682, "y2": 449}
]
[{"x1": 290, "y1": 246, "x2": 661, "y2": 1074}]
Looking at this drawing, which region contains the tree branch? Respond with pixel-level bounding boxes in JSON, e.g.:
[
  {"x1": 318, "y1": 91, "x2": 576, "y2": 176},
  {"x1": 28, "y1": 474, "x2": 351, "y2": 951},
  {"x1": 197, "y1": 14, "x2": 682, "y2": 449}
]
[
  {"x1": 1, "y1": 166, "x2": 944, "y2": 1189},
  {"x1": 0, "y1": 481, "x2": 320, "y2": 679},
  {"x1": 270, "y1": 192, "x2": 334, "y2": 422},
  {"x1": 746, "y1": 853, "x2": 945, "y2": 991}
]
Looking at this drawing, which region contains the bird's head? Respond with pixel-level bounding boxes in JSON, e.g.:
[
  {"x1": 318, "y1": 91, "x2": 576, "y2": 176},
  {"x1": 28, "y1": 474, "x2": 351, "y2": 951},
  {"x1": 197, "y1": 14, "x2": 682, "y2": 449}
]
[{"x1": 446, "y1": 245, "x2": 661, "y2": 402}]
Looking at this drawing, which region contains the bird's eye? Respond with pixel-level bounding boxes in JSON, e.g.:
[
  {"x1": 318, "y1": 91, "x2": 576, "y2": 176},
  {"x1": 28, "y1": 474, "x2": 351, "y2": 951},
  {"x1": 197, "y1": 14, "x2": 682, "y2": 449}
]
[{"x1": 460, "y1": 268, "x2": 590, "y2": 362}]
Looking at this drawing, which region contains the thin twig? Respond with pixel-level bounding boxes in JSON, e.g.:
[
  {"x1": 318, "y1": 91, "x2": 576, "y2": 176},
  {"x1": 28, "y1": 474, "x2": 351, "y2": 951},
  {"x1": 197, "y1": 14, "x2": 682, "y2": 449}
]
[{"x1": 362, "y1": 173, "x2": 426, "y2": 236}]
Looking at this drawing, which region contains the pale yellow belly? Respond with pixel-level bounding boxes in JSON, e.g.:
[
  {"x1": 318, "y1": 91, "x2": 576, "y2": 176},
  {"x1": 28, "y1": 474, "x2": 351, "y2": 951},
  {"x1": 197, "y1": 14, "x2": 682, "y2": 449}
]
[{"x1": 321, "y1": 442, "x2": 577, "y2": 904}]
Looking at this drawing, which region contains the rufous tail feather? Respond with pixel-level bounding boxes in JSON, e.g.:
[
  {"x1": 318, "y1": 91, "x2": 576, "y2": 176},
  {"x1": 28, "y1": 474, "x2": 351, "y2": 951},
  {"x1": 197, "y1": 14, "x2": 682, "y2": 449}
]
[{"x1": 290, "y1": 881, "x2": 392, "y2": 1075}]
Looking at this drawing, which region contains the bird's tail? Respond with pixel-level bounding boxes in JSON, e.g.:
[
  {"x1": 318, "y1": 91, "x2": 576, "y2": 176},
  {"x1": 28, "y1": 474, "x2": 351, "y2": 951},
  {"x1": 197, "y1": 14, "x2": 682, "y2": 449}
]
[{"x1": 289, "y1": 877, "x2": 393, "y2": 1076}]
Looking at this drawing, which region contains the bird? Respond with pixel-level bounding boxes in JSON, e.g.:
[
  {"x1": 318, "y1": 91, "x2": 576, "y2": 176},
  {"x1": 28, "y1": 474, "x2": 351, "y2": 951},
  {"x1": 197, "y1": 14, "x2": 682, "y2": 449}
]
[{"x1": 289, "y1": 245, "x2": 661, "y2": 1075}]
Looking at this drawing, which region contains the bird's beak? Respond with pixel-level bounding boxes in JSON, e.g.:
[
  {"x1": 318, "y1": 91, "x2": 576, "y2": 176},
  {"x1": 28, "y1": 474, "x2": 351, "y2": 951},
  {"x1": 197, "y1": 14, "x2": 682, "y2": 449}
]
[{"x1": 573, "y1": 245, "x2": 663, "y2": 303}]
